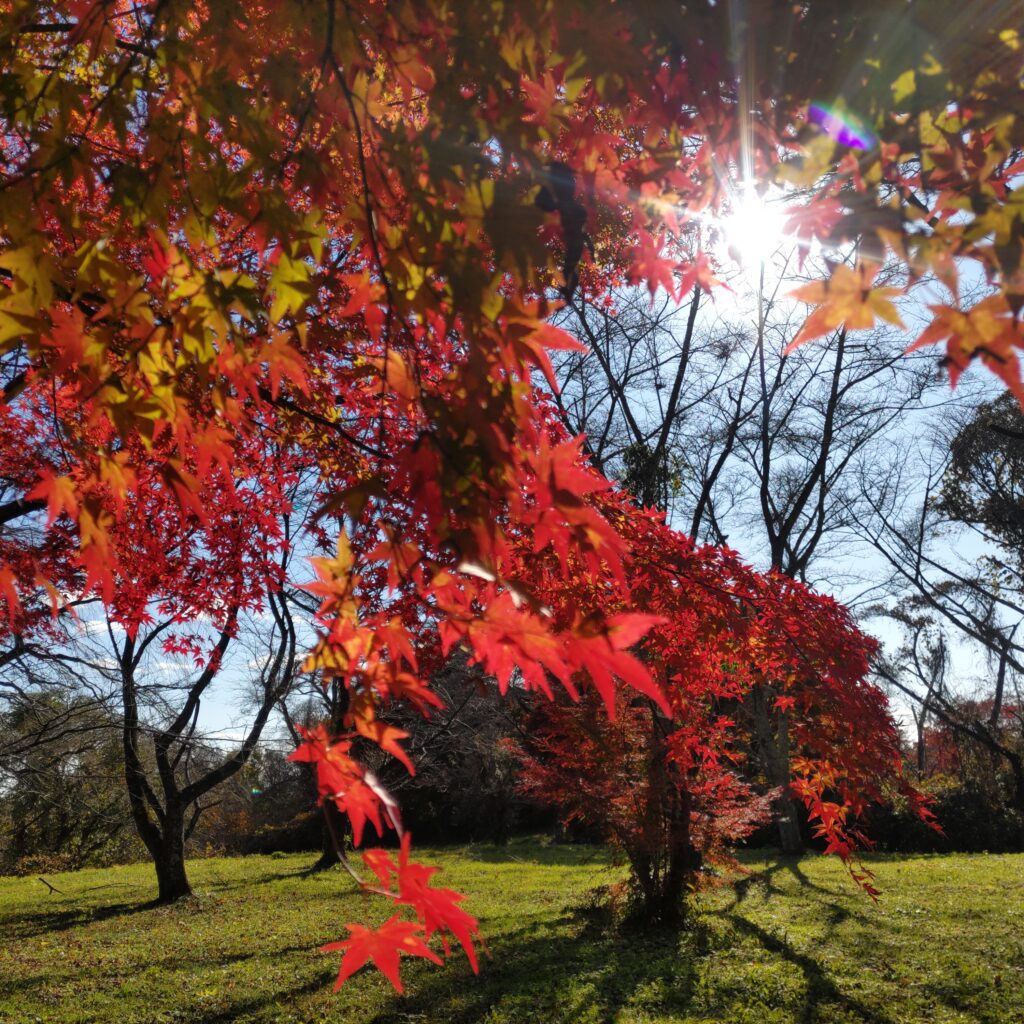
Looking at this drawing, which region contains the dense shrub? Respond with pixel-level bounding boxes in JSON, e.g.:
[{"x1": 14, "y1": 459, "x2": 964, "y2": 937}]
[{"x1": 867, "y1": 775, "x2": 1024, "y2": 854}]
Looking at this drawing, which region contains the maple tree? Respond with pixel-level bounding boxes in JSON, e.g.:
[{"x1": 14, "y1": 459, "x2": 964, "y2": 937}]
[
  {"x1": 549, "y1": 266, "x2": 951, "y2": 853},
  {"x1": 1, "y1": 0, "x2": 1021, "y2": 992},
  {"x1": 514, "y1": 496, "x2": 925, "y2": 919}
]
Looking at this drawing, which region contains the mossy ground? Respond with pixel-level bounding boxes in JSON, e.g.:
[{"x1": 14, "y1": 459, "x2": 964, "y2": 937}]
[{"x1": 1, "y1": 842, "x2": 1021, "y2": 1023}]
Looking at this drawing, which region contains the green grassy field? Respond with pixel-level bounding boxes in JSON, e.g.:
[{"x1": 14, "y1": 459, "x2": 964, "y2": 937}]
[{"x1": 1, "y1": 843, "x2": 1021, "y2": 1024}]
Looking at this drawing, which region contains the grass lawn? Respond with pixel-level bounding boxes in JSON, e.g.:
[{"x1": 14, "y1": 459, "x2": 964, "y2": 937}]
[{"x1": 1, "y1": 842, "x2": 1021, "y2": 1023}]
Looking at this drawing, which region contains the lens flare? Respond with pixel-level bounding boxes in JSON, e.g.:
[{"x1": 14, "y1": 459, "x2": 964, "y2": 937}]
[{"x1": 808, "y1": 103, "x2": 876, "y2": 150}]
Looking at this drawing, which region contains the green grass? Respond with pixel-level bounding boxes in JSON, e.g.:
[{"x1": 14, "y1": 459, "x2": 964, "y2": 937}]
[{"x1": 1, "y1": 842, "x2": 1022, "y2": 1023}]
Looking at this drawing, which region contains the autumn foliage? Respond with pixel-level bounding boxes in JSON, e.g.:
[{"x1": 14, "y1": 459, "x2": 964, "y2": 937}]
[
  {"x1": 514, "y1": 500, "x2": 927, "y2": 914},
  {"x1": 1, "y1": 0, "x2": 1019, "y2": 992}
]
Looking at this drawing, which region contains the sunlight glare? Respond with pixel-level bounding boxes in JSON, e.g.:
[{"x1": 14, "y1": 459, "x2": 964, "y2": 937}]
[{"x1": 719, "y1": 185, "x2": 790, "y2": 272}]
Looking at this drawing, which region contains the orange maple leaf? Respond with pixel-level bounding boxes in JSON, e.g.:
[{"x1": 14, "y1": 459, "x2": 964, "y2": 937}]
[
  {"x1": 909, "y1": 295, "x2": 1023, "y2": 393},
  {"x1": 27, "y1": 470, "x2": 78, "y2": 525},
  {"x1": 787, "y1": 262, "x2": 905, "y2": 352},
  {"x1": 351, "y1": 701, "x2": 416, "y2": 775}
]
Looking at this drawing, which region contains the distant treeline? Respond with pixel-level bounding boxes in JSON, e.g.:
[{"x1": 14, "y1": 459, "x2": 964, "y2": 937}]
[{"x1": 2, "y1": 655, "x2": 1022, "y2": 876}]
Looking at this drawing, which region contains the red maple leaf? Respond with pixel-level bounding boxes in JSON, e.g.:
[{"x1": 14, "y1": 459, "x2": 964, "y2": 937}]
[
  {"x1": 394, "y1": 836, "x2": 480, "y2": 971},
  {"x1": 321, "y1": 915, "x2": 442, "y2": 992}
]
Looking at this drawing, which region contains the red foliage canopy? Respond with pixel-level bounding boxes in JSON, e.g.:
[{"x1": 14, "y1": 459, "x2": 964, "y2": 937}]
[{"x1": 516, "y1": 498, "x2": 932, "y2": 883}]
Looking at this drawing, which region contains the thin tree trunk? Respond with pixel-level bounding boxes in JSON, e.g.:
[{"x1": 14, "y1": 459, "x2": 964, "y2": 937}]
[
  {"x1": 752, "y1": 684, "x2": 803, "y2": 854},
  {"x1": 311, "y1": 798, "x2": 347, "y2": 871},
  {"x1": 659, "y1": 789, "x2": 699, "y2": 927},
  {"x1": 1010, "y1": 753, "x2": 1024, "y2": 815},
  {"x1": 121, "y1": 651, "x2": 191, "y2": 901},
  {"x1": 626, "y1": 723, "x2": 701, "y2": 927}
]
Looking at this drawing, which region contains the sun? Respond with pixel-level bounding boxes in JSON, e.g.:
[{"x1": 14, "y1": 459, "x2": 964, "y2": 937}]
[{"x1": 717, "y1": 184, "x2": 791, "y2": 274}]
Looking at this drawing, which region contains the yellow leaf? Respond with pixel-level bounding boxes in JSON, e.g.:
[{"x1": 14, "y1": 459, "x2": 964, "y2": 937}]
[
  {"x1": 892, "y1": 69, "x2": 916, "y2": 104},
  {"x1": 0, "y1": 245, "x2": 55, "y2": 315},
  {"x1": 269, "y1": 250, "x2": 312, "y2": 323}
]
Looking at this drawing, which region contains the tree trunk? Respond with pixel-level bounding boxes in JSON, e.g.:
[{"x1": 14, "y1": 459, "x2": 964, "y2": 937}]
[
  {"x1": 752, "y1": 684, "x2": 803, "y2": 854},
  {"x1": 151, "y1": 807, "x2": 192, "y2": 902},
  {"x1": 153, "y1": 840, "x2": 191, "y2": 902},
  {"x1": 122, "y1": 658, "x2": 191, "y2": 902},
  {"x1": 626, "y1": 739, "x2": 700, "y2": 928},
  {"x1": 308, "y1": 684, "x2": 352, "y2": 870},
  {"x1": 1009, "y1": 753, "x2": 1024, "y2": 815},
  {"x1": 659, "y1": 837, "x2": 699, "y2": 925},
  {"x1": 627, "y1": 834, "x2": 699, "y2": 927},
  {"x1": 310, "y1": 798, "x2": 347, "y2": 871},
  {"x1": 773, "y1": 793, "x2": 803, "y2": 854}
]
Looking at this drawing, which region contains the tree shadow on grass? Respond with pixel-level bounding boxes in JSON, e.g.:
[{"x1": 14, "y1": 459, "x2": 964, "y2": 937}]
[
  {"x1": 197, "y1": 862, "x2": 312, "y2": 892},
  {"x1": 733, "y1": 854, "x2": 838, "y2": 903},
  {"x1": 0, "y1": 898, "x2": 162, "y2": 941},
  {"x1": 717, "y1": 911, "x2": 893, "y2": 1024},
  {"x1": 2, "y1": 859, "x2": 966, "y2": 1024},
  {"x1": 0, "y1": 940, "x2": 320, "y2": 1000},
  {"x1": 193, "y1": 976, "x2": 331, "y2": 1024},
  {"x1": 728, "y1": 856, "x2": 876, "y2": 940},
  {"x1": 1, "y1": 862, "x2": 312, "y2": 942},
  {"x1": 459, "y1": 841, "x2": 610, "y2": 869},
  {"x1": 361, "y1": 888, "x2": 895, "y2": 1024},
  {"x1": 363, "y1": 907, "x2": 701, "y2": 1024},
  {"x1": 5, "y1": 898, "x2": 915, "y2": 1024}
]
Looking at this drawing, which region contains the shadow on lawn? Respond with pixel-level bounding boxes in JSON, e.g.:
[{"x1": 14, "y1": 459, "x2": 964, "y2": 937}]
[
  {"x1": 718, "y1": 911, "x2": 893, "y2": 1024},
  {"x1": 1, "y1": 863, "x2": 307, "y2": 941},
  {"x1": 0, "y1": 856, "x2": 955, "y2": 1024},
  {"x1": 457, "y1": 841, "x2": 611, "y2": 869},
  {"x1": 194, "y1": 976, "x2": 330, "y2": 1024},
  {"x1": 0, "y1": 898, "x2": 161, "y2": 941},
  {"x1": 730, "y1": 856, "x2": 875, "y2": 932},
  {"x1": 367, "y1": 910, "x2": 701, "y2": 1024},
  {"x1": 363, "y1": 871, "x2": 892, "y2": 1024},
  {"x1": 23, "y1": 899, "x2": 904, "y2": 1024},
  {"x1": 198, "y1": 862, "x2": 312, "y2": 892},
  {"x1": 0, "y1": 939, "x2": 320, "y2": 1002},
  {"x1": 733, "y1": 854, "x2": 837, "y2": 902}
]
